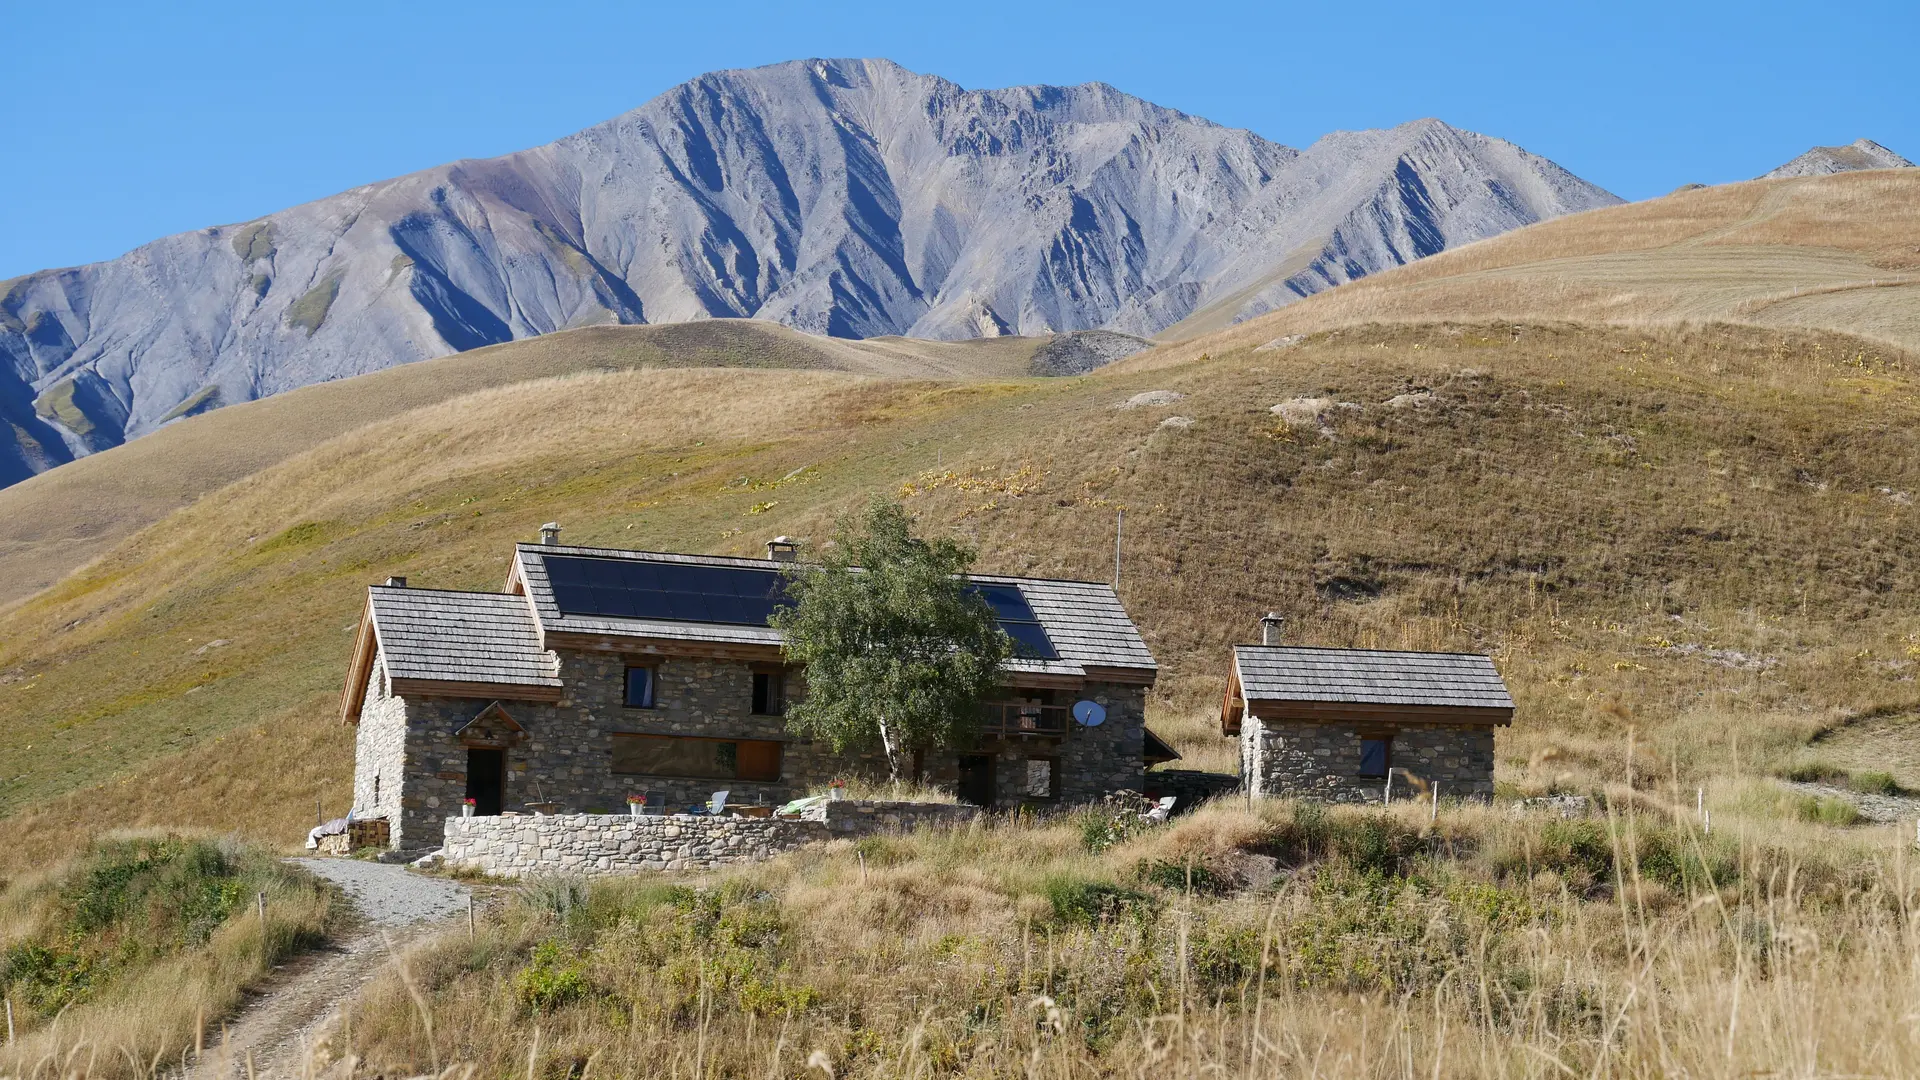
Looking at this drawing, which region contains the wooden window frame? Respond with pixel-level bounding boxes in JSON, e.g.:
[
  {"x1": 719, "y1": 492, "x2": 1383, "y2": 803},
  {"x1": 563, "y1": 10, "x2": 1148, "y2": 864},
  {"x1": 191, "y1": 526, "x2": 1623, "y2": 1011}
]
[{"x1": 611, "y1": 732, "x2": 783, "y2": 783}]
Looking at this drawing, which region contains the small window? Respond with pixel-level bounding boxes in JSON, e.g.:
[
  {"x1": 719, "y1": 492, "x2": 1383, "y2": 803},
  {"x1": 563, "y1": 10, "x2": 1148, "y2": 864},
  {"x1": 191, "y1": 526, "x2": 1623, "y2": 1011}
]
[
  {"x1": 613, "y1": 734, "x2": 782, "y2": 782},
  {"x1": 624, "y1": 667, "x2": 656, "y2": 708},
  {"x1": 1024, "y1": 757, "x2": 1058, "y2": 799},
  {"x1": 1359, "y1": 737, "x2": 1391, "y2": 779},
  {"x1": 751, "y1": 670, "x2": 786, "y2": 716}
]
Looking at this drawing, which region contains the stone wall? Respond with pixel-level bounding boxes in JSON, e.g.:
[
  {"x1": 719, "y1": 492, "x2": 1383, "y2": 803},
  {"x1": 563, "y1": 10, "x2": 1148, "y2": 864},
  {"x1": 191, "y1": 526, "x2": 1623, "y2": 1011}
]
[
  {"x1": 441, "y1": 800, "x2": 981, "y2": 877},
  {"x1": 350, "y1": 660, "x2": 415, "y2": 845},
  {"x1": 363, "y1": 647, "x2": 1150, "y2": 850},
  {"x1": 1247, "y1": 720, "x2": 1496, "y2": 804}
]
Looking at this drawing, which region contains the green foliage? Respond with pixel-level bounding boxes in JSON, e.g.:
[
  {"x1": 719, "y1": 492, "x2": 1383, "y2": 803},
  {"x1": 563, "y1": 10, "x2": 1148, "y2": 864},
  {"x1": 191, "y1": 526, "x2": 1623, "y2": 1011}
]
[
  {"x1": 1042, "y1": 877, "x2": 1157, "y2": 926},
  {"x1": 515, "y1": 940, "x2": 589, "y2": 1012},
  {"x1": 1256, "y1": 803, "x2": 1425, "y2": 876},
  {"x1": 31, "y1": 378, "x2": 93, "y2": 436},
  {"x1": 1078, "y1": 807, "x2": 1152, "y2": 854},
  {"x1": 1532, "y1": 819, "x2": 1618, "y2": 889},
  {"x1": 770, "y1": 497, "x2": 1011, "y2": 777},
  {"x1": 0, "y1": 836, "x2": 284, "y2": 1015},
  {"x1": 1136, "y1": 858, "x2": 1226, "y2": 895}
]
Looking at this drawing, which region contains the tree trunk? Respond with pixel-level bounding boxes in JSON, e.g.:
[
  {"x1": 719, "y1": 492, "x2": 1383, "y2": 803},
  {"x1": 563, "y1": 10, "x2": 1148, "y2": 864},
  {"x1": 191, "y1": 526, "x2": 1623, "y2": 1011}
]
[{"x1": 877, "y1": 714, "x2": 901, "y2": 783}]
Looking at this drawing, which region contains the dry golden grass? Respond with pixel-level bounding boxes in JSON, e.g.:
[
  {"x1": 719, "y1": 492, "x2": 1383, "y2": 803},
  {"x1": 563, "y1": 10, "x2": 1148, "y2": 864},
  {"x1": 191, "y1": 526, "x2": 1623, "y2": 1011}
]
[
  {"x1": 0, "y1": 834, "x2": 335, "y2": 1080},
  {"x1": 0, "y1": 320, "x2": 1047, "y2": 610},
  {"x1": 310, "y1": 799, "x2": 1920, "y2": 1079},
  {"x1": 1140, "y1": 170, "x2": 1920, "y2": 370},
  {"x1": 4, "y1": 319, "x2": 1919, "y2": 877}
]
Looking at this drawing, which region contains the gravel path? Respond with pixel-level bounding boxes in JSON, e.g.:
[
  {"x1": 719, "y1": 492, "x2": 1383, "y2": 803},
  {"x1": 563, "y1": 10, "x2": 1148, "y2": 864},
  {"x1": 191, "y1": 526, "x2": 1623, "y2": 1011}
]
[{"x1": 187, "y1": 860, "x2": 473, "y2": 1079}]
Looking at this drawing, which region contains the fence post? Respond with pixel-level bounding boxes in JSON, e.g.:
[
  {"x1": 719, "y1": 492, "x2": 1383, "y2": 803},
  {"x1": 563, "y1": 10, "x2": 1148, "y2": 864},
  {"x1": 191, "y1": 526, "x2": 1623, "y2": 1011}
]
[
  {"x1": 6, "y1": 996, "x2": 14, "y2": 1045},
  {"x1": 257, "y1": 890, "x2": 267, "y2": 935},
  {"x1": 467, "y1": 895, "x2": 476, "y2": 943}
]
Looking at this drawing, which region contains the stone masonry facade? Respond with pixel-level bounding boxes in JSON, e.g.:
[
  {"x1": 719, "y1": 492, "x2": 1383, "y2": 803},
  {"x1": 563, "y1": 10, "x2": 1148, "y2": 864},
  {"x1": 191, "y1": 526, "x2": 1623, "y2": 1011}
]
[
  {"x1": 440, "y1": 800, "x2": 983, "y2": 877},
  {"x1": 356, "y1": 648, "x2": 1148, "y2": 851},
  {"x1": 1245, "y1": 721, "x2": 1496, "y2": 804}
]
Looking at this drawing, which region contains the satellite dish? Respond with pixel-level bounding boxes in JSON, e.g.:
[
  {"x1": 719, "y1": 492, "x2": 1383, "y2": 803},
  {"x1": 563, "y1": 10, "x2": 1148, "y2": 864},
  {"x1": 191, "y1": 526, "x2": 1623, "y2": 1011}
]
[{"x1": 1072, "y1": 700, "x2": 1106, "y2": 727}]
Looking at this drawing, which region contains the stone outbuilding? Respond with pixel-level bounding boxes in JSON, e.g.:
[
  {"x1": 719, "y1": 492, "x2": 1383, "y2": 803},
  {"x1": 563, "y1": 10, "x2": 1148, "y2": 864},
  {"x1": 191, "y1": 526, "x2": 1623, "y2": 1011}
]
[
  {"x1": 1221, "y1": 615, "x2": 1513, "y2": 803},
  {"x1": 341, "y1": 529, "x2": 1161, "y2": 851}
]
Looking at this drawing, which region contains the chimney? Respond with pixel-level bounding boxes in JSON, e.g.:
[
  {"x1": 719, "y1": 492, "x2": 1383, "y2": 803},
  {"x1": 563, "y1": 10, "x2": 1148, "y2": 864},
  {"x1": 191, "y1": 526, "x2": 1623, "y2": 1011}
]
[
  {"x1": 766, "y1": 536, "x2": 799, "y2": 563},
  {"x1": 1259, "y1": 612, "x2": 1285, "y2": 646},
  {"x1": 385, "y1": 576, "x2": 407, "y2": 588},
  {"x1": 539, "y1": 522, "x2": 562, "y2": 546}
]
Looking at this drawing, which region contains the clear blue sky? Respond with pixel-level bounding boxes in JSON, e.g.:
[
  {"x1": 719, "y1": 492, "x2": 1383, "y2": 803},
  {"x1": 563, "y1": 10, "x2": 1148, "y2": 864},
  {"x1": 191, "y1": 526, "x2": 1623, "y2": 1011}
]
[{"x1": 3, "y1": 0, "x2": 1914, "y2": 280}]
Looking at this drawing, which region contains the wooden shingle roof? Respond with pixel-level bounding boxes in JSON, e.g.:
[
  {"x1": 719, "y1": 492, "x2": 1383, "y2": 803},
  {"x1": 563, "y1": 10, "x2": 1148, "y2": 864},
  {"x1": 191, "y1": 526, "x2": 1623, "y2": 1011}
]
[
  {"x1": 368, "y1": 587, "x2": 561, "y2": 688},
  {"x1": 1224, "y1": 645, "x2": 1514, "y2": 733}
]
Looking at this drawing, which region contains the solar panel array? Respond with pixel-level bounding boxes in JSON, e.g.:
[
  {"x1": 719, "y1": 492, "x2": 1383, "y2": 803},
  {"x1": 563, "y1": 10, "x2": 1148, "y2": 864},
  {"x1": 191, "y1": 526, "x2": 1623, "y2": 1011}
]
[
  {"x1": 542, "y1": 556, "x2": 1059, "y2": 659},
  {"x1": 546, "y1": 557, "x2": 789, "y2": 625}
]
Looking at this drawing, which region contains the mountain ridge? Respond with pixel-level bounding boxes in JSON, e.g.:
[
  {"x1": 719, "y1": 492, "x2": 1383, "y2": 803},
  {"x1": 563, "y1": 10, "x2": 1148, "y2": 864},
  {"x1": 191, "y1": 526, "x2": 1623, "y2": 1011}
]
[{"x1": 0, "y1": 57, "x2": 1618, "y2": 487}]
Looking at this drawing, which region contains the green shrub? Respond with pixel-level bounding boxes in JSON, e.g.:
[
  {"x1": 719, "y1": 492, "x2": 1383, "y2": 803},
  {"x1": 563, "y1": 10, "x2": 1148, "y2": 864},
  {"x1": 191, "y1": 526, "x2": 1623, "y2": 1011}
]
[
  {"x1": 1780, "y1": 760, "x2": 1850, "y2": 784},
  {"x1": 1793, "y1": 795, "x2": 1864, "y2": 827},
  {"x1": 514, "y1": 940, "x2": 589, "y2": 1013},
  {"x1": 1136, "y1": 858, "x2": 1226, "y2": 894},
  {"x1": 1849, "y1": 771, "x2": 1905, "y2": 796},
  {"x1": 1042, "y1": 877, "x2": 1157, "y2": 926}
]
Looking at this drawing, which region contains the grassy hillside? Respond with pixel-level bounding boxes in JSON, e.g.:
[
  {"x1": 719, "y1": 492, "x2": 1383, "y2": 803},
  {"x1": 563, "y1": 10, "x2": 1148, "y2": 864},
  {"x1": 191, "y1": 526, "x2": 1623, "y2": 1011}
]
[
  {"x1": 1145, "y1": 170, "x2": 1920, "y2": 360},
  {"x1": 0, "y1": 320, "x2": 1050, "y2": 609},
  {"x1": 2, "y1": 319, "x2": 1918, "y2": 875}
]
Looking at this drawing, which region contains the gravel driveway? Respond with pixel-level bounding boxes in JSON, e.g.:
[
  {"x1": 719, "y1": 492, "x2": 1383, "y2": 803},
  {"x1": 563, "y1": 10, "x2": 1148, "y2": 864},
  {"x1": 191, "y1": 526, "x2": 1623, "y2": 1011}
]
[
  {"x1": 189, "y1": 860, "x2": 474, "y2": 1078},
  {"x1": 289, "y1": 857, "x2": 472, "y2": 925}
]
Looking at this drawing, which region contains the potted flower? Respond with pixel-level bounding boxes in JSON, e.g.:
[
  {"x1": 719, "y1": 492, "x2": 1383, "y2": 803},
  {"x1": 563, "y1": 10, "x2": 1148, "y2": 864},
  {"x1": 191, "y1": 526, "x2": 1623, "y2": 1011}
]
[
  {"x1": 829, "y1": 778, "x2": 847, "y2": 802},
  {"x1": 461, "y1": 797, "x2": 477, "y2": 818},
  {"x1": 627, "y1": 794, "x2": 646, "y2": 817}
]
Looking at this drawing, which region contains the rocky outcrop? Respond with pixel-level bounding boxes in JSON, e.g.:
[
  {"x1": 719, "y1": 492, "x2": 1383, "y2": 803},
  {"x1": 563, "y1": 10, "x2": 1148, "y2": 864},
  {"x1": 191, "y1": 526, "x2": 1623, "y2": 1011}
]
[
  {"x1": 1761, "y1": 139, "x2": 1914, "y2": 179},
  {"x1": 0, "y1": 58, "x2": 1620, "y2": 485}
]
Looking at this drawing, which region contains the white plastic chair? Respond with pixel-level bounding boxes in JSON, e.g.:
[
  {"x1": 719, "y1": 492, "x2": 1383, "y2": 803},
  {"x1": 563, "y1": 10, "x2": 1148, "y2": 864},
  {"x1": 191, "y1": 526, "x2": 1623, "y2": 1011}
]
[
  {"x1": 709, "y1": 790, "x2": 730, "y2": 816},
  {"x1": 1144, "y1": 796, "x2": 1177, "y2": 822}
]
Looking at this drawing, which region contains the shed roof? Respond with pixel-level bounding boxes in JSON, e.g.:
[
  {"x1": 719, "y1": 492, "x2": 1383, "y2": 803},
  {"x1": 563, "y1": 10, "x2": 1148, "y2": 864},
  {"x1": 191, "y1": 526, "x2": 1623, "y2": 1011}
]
[
  {"x1": 508, "y1": 543, "x2": 1156, "y2": 681},
  {"x1": 1234, "y1": 645, "x2": 1514, "y2": 711}
]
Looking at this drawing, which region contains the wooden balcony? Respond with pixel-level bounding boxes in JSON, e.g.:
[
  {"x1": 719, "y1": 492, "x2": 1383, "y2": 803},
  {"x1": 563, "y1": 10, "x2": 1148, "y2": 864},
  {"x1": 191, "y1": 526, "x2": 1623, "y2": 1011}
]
[{"x1": 983, "y1": 702, "x2": 1070, "y2": 738}]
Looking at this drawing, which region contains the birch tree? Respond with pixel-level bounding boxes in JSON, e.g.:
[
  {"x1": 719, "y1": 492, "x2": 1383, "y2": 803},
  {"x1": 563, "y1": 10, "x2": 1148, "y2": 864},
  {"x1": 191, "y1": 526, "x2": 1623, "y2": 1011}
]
[{"x1": 770, "y1": 497, "x2": 1010, "y2": 782}]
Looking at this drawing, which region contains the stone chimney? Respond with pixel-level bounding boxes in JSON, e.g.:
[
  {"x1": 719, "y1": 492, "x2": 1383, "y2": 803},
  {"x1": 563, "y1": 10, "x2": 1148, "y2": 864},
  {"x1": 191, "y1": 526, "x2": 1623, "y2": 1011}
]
[
  {"x1": 539, "y1": 522, "x2": 562, "y2": 546},
  {"x1": 384, "y1": 576, "x2": 407, "y2": 588},
  {"x1": 1259, "y1": 612, "x2": 1285, "y2": 646},
  {"x1": 766, "y1": 536, "x2": 799, "y2": 563}
]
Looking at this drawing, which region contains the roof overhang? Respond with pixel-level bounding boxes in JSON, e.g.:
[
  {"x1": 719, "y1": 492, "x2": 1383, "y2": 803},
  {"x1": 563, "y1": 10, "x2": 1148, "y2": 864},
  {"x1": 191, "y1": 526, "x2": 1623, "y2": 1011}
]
[
  {"x1": 1244, "y1": 699, "x2": 1514, "y2": 727},
  {"x1": 340, "y1": 594, "x2": 380, "y2": 725},
  {"x1": 1143, "y1": 727, "x2": 1182, "y2": 766},
  {"x1": 391, "y1": 679, "x2": 565, "y2": 704}
]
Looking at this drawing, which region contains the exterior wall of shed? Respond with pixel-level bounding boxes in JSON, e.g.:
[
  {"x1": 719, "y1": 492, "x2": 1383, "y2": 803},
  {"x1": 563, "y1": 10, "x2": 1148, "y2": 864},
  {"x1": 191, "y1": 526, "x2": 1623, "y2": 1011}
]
[
  {"x1": 1244, "y1": 717, "x2": 1495, "y2": 804},
  {"x1": 351, "y1": 660, "x2": 414, "y2": 844},
  {"x1": 365, "y1": 649, "x2": 1150, "y2": 851}
]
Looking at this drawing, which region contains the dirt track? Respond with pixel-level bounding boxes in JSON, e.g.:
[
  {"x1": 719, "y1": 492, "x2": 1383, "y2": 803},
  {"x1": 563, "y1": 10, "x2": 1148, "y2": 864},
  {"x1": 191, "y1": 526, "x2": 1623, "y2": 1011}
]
[{"x1": 186, "y1": 860, "x2": 471, "y2": 1079}]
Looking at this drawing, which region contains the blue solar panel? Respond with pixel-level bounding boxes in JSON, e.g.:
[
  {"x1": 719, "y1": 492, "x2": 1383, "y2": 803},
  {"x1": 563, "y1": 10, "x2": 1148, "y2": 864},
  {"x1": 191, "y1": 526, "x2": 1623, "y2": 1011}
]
[
  {"x1": 544, "y1": 556, "x2": 1059, "y2": 659},
  {"x1": 545, "y1": 557, "x2": 789, "y2": 625}
]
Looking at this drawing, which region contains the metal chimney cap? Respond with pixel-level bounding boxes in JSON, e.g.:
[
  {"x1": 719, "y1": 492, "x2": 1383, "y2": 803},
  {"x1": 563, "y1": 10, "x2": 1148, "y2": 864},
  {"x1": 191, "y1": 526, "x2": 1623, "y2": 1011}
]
[
  {"x1": 1259, "y1": 611, "x2": 1286, "y2": 645},
  {"x1": 384, "y1": 576, "x2": 408, "y2": 588},
  {"x1": 766, "y1": 536, "x2": 800, "y2": 562},
  {"x1": 539, "y1": 522, "x2": 562, "y2": 545}
]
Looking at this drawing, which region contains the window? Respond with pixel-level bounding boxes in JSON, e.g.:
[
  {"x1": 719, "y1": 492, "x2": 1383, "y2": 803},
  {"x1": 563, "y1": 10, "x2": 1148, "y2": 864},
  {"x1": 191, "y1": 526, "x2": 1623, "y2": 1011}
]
[
  {"x1": 751, "y1": 670, "x2": 786, "y2": 716},
  {"x1": 1023, "y1": 757, "x2": 1058, "y2": 799},
  {"x1": 1359, "y1": 736, "x2": 1392, "y2": 779},
  {"x1": 624, "y1": 666, "x2": 656, "y2": 708},
  {"x1": 613, "y1": 734, "x2": 782, "y2": 782}
]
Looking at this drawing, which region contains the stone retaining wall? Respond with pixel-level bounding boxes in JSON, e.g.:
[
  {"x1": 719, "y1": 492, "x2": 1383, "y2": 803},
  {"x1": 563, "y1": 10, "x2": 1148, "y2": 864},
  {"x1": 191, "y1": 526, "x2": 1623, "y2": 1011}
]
[{"x1": 441, "y1": 800, "x2": 981, "y2": 877}]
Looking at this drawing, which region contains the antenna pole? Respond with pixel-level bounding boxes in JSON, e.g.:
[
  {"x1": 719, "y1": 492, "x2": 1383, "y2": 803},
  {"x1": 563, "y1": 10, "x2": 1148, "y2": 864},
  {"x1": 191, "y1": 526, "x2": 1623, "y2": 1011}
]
[{"x1": 1113, "y1": 510, "x2": 1123, "y2": 589}]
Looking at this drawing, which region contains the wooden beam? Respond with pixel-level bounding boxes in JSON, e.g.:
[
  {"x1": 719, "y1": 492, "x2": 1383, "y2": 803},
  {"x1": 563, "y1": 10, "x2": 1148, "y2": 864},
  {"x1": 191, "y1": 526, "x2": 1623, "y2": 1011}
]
[
  {"x1": 545, "y1": 631, "x2": 786, "y2": 663},
  {"x1": 1080, "y1": 665, "x2": 1157, "y2": 687},
  {"x1": 338, "y1": 596, "x2": 379, "y2": 725},
  {"x1": 1245, "y1": 699, "x2": 1514, "y2": 727},
  {"x1": 390, "y1": 678, "x2": 565, "y2": 703}
]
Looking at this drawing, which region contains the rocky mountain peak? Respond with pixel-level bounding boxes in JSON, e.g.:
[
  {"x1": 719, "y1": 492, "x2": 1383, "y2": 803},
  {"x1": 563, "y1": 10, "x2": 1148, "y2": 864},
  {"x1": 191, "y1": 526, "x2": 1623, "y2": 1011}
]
[
  {"x1": 0, "y1": 58, "x2": 1620, "y2": 488},
  {"x1": 1761, "y1": 138, "x2": 1914, "y2": 179}
]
